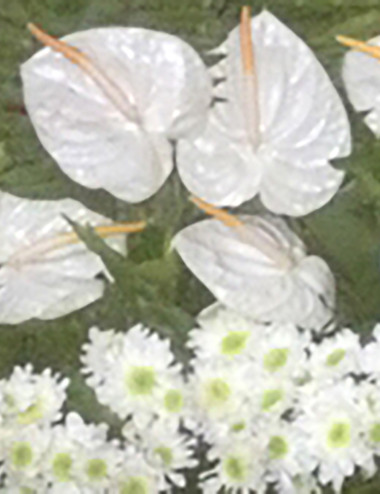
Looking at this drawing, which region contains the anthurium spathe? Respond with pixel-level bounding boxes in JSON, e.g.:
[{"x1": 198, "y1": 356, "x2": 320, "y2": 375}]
[
  {"x1": 177, "y1": 8, "x2": 351, "y2": 216},
  {"x1": 21, "y1": 24, "x2": 211, "y2": 203},
  {"x1": 173, "y1": 199, "x2": 335, "y2": 329},
  {"x1": 0, "y1": 192, "x2": 144, "y2": 324},
  {"x1": 338, "y1": 35, "x2": 380, "y2": 137}
]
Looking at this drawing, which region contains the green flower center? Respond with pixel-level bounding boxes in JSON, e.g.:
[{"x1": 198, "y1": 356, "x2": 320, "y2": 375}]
[
  {"x1": 11, "y1": 442, "x2": 33, "y2": 469},
  {"x1": 268, "y1": 435, "x2": 289, "y2": 459},
  {"x1": 221, "y1": 332, "x2": 250, "y2": 356},
  {"x1": 231, "y1": 421, "x2": 246, "y2": 432},
  {"x1": 261, "y1": 389, "x2": 283, "y2": 411},
  {"x1": 223, "y1": 455, "x2": 247, "y2": 481},
  {"x1": 369, "y1": 423, "x2": 380, "y2": 443},
  {"x1": 20, "y1": 489, "x2": 34, "y2": 494},
  {"x1": 126, "y1": 367, "x2": 156, "y2": 396},
  {"x1": 164, "y1": 389, "x2": 183, "y2": 413},
  {"x1": 18, "y1": 401, "x2": 43, "y2": 425},
  {"x1": 204, "y1": 378, "x2": 231, "y2": 408},
  {"x1": 53, "y1": 452, "x2": 72, "y2": 481},
  {"x1": 327, "y1": 421, "x2": 351, "y2": 449},
  {"x1": 86, "y1": 458, "x2": 108, "y2": 481},
  {"x1": 120, "y1": 477, "x2": 148, "y2": 494},
  {"x1": 325, "y1": 349, "x2": 346, "y2": 367},
  {"x1": 263, "y1": 348, "x2": 289, "y2": 372},
  {"x1": 154, "y1": 446, "x2": 173, "y2": 467}
]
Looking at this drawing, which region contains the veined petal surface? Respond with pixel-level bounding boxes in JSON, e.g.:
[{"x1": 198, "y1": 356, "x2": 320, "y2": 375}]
[
  {"x1": 173, "y1": 215, "x2": 335, "y2": 329},
  {"x1": 0, "y1": 192, "x2": 126, "y2": 324},
  {"x1": 21, "y1": 28, "x2": 211, "y2": 202}
]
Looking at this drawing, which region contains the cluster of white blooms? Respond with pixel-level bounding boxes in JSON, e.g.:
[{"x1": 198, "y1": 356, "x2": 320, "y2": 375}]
[
  {"x1": 81, "y1": 317, "x2": 380, "y2": 494},
  {"x1": 0, "y1": 362, "x2": 195, "y2": 493}
]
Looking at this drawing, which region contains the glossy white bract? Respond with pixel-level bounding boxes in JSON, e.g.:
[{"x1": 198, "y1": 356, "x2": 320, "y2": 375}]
[
  {"x1": 173, "y1": 215, "x2": 335, "y2": 329},
  {"x1": 0, "y1": 192, "x2": 126, "y2": 324},
  {"x1": 342, "y1": 36, "x2": 380, "y2": 137},
  {"x1": 21, "y1": 28, "x2": 211, "y2": 203},
  {"x1": 177, "y1": 10, "x2": 351, "y2": 216}
]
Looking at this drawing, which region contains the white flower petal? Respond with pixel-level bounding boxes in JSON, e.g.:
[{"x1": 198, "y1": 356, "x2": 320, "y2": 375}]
[
  {"x1": 173, "y1": 215, "x2": 334, "y2": 328},
  {"x1": 0, "y1": 192, "x2": 126, "y2": 324},
  {"x1": 21, "y1": 28, "x2": 211, "y2": 202},
  {"x1": 178, "y1": 10, "x2": 350, "y2": 215},
  {"x1": 342, "y1": 36, "x2": 380, "y2": 137}
]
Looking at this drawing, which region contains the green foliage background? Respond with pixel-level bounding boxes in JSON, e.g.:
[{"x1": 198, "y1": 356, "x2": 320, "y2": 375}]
[{"x1": 1, "y1": 0, "x2": 380, "y2": 491}]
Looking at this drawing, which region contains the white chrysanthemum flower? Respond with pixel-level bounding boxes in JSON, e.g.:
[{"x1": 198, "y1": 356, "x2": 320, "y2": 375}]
[
  {"x1": 258, "y1": 419, "x2": 313, "y2": 490},
  {"x1": 307, "y1": 329, "x2": 361, "y2": 383},
  {"x1": 274, "y1": 473, "x2": 322, "y2": 494},
  {"x1": 109, "y1": 447, "x2": 161, "y2": 494},
  {"x1": 187, "y1": 359, "x2": 253, "y2": 440},
  {"x1": 81, "y1": 327, "x2": 125, "y2": 388},
  {"x1": 0, "y1": 364, "x2": 69, "y2": 427},
  {"x1": 81, "y1": 324, "x2": 182, "y2": 424},
  {"x1": 253, "y1": 324, "x2": 309, "y2": 380},
  {"x1": 200, "y1": 437, "x2": 266, "y2": 494},
  {"x1": 360, "y1": 324, "x2": 380, "y2": 377},
  {"x1": 2, "y1": 424, "x2": 51, "y2": 482},
  {"x1": 123, "y1": 420, "x2": 197, "y2": 489},
  {"x1": 295, "y1": 379, "x2": 372, "y2": 492},
  {"x1": 250, "y1": 374, "x2": 297, "y2": 420},
  {"x1": 356, "y1": 381, "x2": 380, "y2": 472},
  {"x1": 188, "y1": 303, "x2": 261, "y2": 362},
  {"x1": 0, "y1": 477, "x2": 49, "y2": 493}
]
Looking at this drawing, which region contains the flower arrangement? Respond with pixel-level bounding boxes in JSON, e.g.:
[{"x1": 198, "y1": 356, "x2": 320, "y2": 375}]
[{"x1": 1, "y1": 0, "x2": 380, "y2": 492}]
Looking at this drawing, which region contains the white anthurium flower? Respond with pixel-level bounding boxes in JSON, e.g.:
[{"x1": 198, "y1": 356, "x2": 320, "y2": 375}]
[
  {"x1": 21, "y1": 23, "x2": 211, "y2": 203},
  {"x1": 173, "y1": 206, "x2": 335, "y2": 329},
  {"x1": 0, "y1": 191, "x2": 143, "y2": 324},
  {"x1": 338, "y1": 34, "x2": 380, "y2": 137},
  {"x1": 177, "y1": 7, "x2": 351, "y2": 216}
]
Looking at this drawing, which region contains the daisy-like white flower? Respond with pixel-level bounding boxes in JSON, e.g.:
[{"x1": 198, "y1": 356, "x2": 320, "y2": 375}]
[
  {"x1": 338, "y1": 34, "x2": 380, "y2": 137},
  {"x1": 109, "y1": 447, "x2": 161, "y2": 494},
  {"x1": 274, "y1": 473, "x2": 322, "y2": 494},
  {"x1": 250, "y1": 374, "x2": 296, "y2": 420},
  {"x1": 2, "y1": 424, "x2": 52, "y2": 483},
  {"x1": 81, "y1": 324, "x2": 182, "y2": 424},
  {"x1": 295, "y1": 378, "x2": 372, "y2": 492},
  {"x1": 21, "y1": 23, "x2": 211, "y2": 203},
  {"x1": 0, "y1": 364, "x2": 69, "y2": 427},
  {"x1": 177, "y1": 7, "x2": 350, "y2": 216},
  {"x1": 252, "y1": 323, "x2": 309, "y2": 380},
  {"x1": 258, "y1": 419, "x2": 313, "y2": 492},
  {"x1": 356, "y1": 381, "x2": 380, "y2": 471},
  {"x1": 80, "y1": 327, "x2": 125, "y2": 388},
  {"x1": 359, "y1": 324, "x2": 380, "y2": 377},
  {"x1": 173, "y1": 207, "x2": 335, "y2": 329},
  {"x1": 187, "y1": 358, "x2": 253, "y2": 441},
  {"x1": 188, "y1": 303, "x2": 261, "y2": 362},
  {"x1": 200, "y1": 437, "x2": 266, "y2": 494},
  {"x1": 0, "y1": 191, "x2": 143, "y2": 324},
  {"x1": 123, "y1": 420, "x2": 197, "y2": 489},
  {"x1": 307, "y1": 328, "x2": 361, "y2": 383}
]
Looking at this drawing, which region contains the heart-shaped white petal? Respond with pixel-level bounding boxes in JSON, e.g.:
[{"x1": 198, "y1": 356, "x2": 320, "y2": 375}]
[
  {"x1": 21, "y1": 28, "x2": 211, "y2": 203},
  {"x1": 173, "y1": 215, "x2": 335, "y2": 329},
  {"x1": 177, "y1": 10, "x2": 350, "y2": 216},
  {"x1": 341, "y1": 36, "x2": 380, "y2": 137},
  {"x1": 0, "y1": 192, "x2": 127, "y2": 324}
]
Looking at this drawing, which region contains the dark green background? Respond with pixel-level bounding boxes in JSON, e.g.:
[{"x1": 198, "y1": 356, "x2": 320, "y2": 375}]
[{"x1": 1, "y1": 0, "x2": 380, "y2": 491}]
